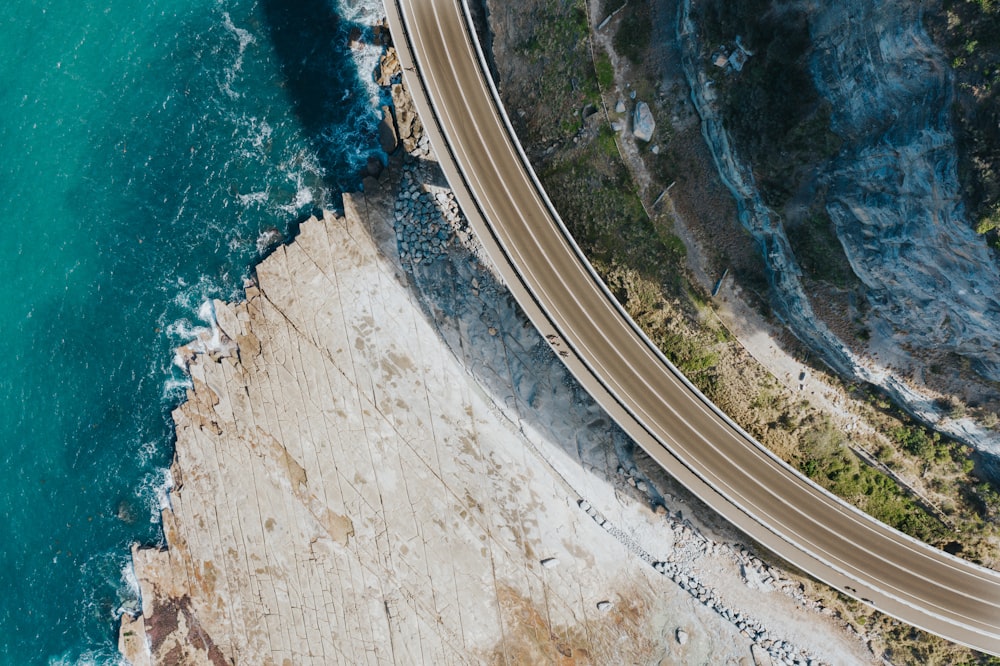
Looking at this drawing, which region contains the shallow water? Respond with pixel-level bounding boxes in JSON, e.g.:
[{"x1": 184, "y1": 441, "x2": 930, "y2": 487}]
[{"x1": 0, "y1": 0, "x2": 380, "y2": 661}]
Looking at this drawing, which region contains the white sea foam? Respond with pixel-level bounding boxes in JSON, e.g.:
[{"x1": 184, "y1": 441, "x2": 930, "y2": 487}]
[
  {"x1": 335, "y1": 0, "x2": 394, "y2": 106},
  {"x1": 233, "y1": 113, "x2": 274, "y2": 161},
  {"x1": 119, "y1": 561, "x2": 141, "y2": 613},
  {"x1": 165, "y1": 300, "x2": 237, "y2": 360},
  {"x1": 292, "y1": 186, "x2": 313, "y2": 209},
  {"x1": 47, "y1": 650, "x2": 131, "y2": 666},
  {"x1": 156, "y1": 468, "x2": 175, "y2": 515},
  {"x1": 278, "y1": 149, "x2": 325, "y2": 214},
  {"x1": 256, "y1": 228, "x2": 283, "y2": 255},
  {"x1": 219, "y1": 11, "x2": 256, "y2": 99},
  {"x1": 137, "y1": 467, "x2": 175, "y2": 526},
  {"x1": 249, "y1": 117, "x2": 272, "y2": 150},
  {"x1": 135, "y1": 436, "x2": 166, "y2": 467},
  {"x1": 236, "y1": 188, "x2": 270, "y2": 208}
]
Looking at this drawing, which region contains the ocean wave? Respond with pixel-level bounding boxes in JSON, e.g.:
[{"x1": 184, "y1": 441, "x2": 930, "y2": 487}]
[
  {"x1": 219, "y1": 11, "x2": 257, "y2": 100},
  {"x1": 235, "y1": 188, "x2": 270, "y2": 208},
  {"x1": 47, "y1": 649, "x2": 131, "y2": 666},
  {"x1": 256, "y1": 227, "x2": 284, "y2": 255}
]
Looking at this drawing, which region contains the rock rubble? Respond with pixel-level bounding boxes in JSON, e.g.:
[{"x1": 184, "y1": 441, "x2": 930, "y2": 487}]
[
  {"x1": 392, "y1": 162, "x2": 464, "y2": 268},
  {"x1": 576, "y1": 497, "x2": 830, "y2": 666}
]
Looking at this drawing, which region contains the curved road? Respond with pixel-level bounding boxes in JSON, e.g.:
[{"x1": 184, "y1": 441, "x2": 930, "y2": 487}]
[{"x1": 383, "y1": 0, "x2": 1000, "y2": 654}]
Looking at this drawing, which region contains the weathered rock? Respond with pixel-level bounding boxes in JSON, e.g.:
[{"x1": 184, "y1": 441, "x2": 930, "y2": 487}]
[
  {"x1": 378, "y1": 105, "x2": 398, "y2": 154},
  {"x1": 375, "y1": 46, "x2": 401, "y2": 87},
  {"x1": 347, "y1": 25, "x2": 363, "y2": 50},
  {"x1": 812, "y1": 0, "x2": 1000, "y2": 386},
  {"x1": 676, "y1": 0, "x2": 1000, "y2": 453},
  {"x1": 372, "y1": 18, "x2": 391, "y2": 46},
  {"x1": 676, "y1": 627, "x2": 689, "y2": 645},
  {"x1": 615, "y1": 99, "x2": 626, "y2": 114},
  {"x1": 391, "y1": 83, "x2": 423, "y2": 153},
  {"x1": 633, "y1": 101, "x2": 655, "y2": 141}
]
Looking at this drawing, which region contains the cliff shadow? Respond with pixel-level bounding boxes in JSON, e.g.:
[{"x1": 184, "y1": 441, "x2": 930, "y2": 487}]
[{"x1": 260, "y1": 0, "x2": 382, "y2": 200}]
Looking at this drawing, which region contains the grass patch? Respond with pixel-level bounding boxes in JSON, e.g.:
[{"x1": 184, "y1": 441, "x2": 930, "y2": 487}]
[
  {"x1": 797, "y1": 419, "x2": 945, "y2": 542},
  {"x1": 596, "y1": 124, "x2": 619, "y2": 158},
  {"x1": 595, "y1": 52, "x2": 614, "y2": 89},
  {"x1": 509, "y1": 0, "x2": 598, "y2": 144}
]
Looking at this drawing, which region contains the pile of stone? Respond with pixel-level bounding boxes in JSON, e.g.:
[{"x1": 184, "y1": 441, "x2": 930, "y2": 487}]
[
  {"x1": 577, "y1": 497, "x2": 827, "y2": 666},
  {"x1": 392, "y1": 163, "x2": 466, "y2": 268}
]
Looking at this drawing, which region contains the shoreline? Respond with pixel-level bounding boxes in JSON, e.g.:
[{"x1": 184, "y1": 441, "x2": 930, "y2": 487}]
[
  {"x1": 117, "y1": 0, "x2": 1000, "y2": 657},
  {"x1": 117, "y1": 39, "x2": 875, "y2": 664}
]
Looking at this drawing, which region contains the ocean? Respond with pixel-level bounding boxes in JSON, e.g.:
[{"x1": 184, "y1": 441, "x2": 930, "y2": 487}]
[{"x1": 0, "y1": 0, "x2": 382, "y2": 661}]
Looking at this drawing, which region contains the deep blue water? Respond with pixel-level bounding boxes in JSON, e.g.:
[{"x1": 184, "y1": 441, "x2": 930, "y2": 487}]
[{"x1": 0, "y1": 0, "x2": 381, "y2": 662}]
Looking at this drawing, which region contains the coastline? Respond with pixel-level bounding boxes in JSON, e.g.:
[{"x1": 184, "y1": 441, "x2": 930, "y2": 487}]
[{"x1": 117, "y1": 45, "x2": 875, "y2": 663}]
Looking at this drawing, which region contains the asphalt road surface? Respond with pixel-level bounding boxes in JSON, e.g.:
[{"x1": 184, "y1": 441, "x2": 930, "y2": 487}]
[{"x1": 383, "y1": 0, "x2": 1000, "y2": 654}]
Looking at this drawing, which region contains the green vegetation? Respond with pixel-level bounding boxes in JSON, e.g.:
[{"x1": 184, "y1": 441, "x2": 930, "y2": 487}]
[
  {"x1": 976, "y1": 203, "x2": 1000, "y2": 236},
  {"x1": 786, "y1": 211, "x2": 858, "y2": 288},
  {"x1": 925, "y1": 1, "x2": 1000, "y2": 248},
  {"x1": 511, "y1": 0, "x2": 598, "y2": 144},
  {"x1": 541, "y1": 144, "x2": 684, "y2": 292},
  {"x1": 596, "y1": 123, "x2": 618, "y2": 158},
  {"x1": 797, "y1": 419, "x2": 944, "y2": 542},
  {"x1": 594, "y1": 52, "x2": 614, "y2": 89},
  {"x1": 612, "y1": 3, "x2": 652, "y2": 65}
]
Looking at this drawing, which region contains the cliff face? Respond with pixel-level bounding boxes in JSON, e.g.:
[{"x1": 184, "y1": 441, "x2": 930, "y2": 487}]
[
  {"x1": 681, "y1": 0, "x2": 1000, "y2": 451},
  {"x1": 811, "y1": 0, "x2": 1000, "y2": 382}
]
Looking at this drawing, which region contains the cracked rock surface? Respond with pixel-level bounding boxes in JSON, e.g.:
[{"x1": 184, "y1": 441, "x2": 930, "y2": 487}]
[{"x1": 118, "y1": 85, "x2": 873, "y2": 666}]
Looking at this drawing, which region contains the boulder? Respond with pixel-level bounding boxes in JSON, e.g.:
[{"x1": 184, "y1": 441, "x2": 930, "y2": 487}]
[
  {"x1": 633, "y1": 101, "x2": 655, "y2": 142},
  {"x1": 376, "y1": 47, "x2": 401, "y2": 87},
  {"x1": 378, "y1": 106, "x2": 398, "y2": 154},
  {"x1": 372, "y1": 18, "x2": 391, "y2": 46},
  {"x1": 615, "y1": 99, "x2": 626, "y2": 114},
  {"x1": 347, "y1": 26, "x2": 363, "y2": 51},
  {"x1": 390, "y1": 84, "x2": 423, "y2": 154}
]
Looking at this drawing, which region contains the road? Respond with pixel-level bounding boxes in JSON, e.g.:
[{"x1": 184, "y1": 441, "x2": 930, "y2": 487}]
[{"x1": 382, "y1": 0, "x2": 1000, "y2": 655}]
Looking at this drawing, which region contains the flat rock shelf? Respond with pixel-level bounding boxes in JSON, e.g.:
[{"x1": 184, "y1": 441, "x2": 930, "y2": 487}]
[{"x1": 117, "y1": 110, "x2": 873, "y2": 666}]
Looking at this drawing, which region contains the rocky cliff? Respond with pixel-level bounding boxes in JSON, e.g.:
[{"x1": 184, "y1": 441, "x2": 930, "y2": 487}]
[
  {"x1": 813, "y1": 1, "x2": 1000, "y2": 383},
  {"x1": 680, "y1": 0, "x2": 1000, "y2": 454}
]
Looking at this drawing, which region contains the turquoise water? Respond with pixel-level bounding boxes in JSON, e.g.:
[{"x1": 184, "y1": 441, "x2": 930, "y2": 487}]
[{"x1": 0, "y1": 0, "x2": 381, "y2": 661}]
